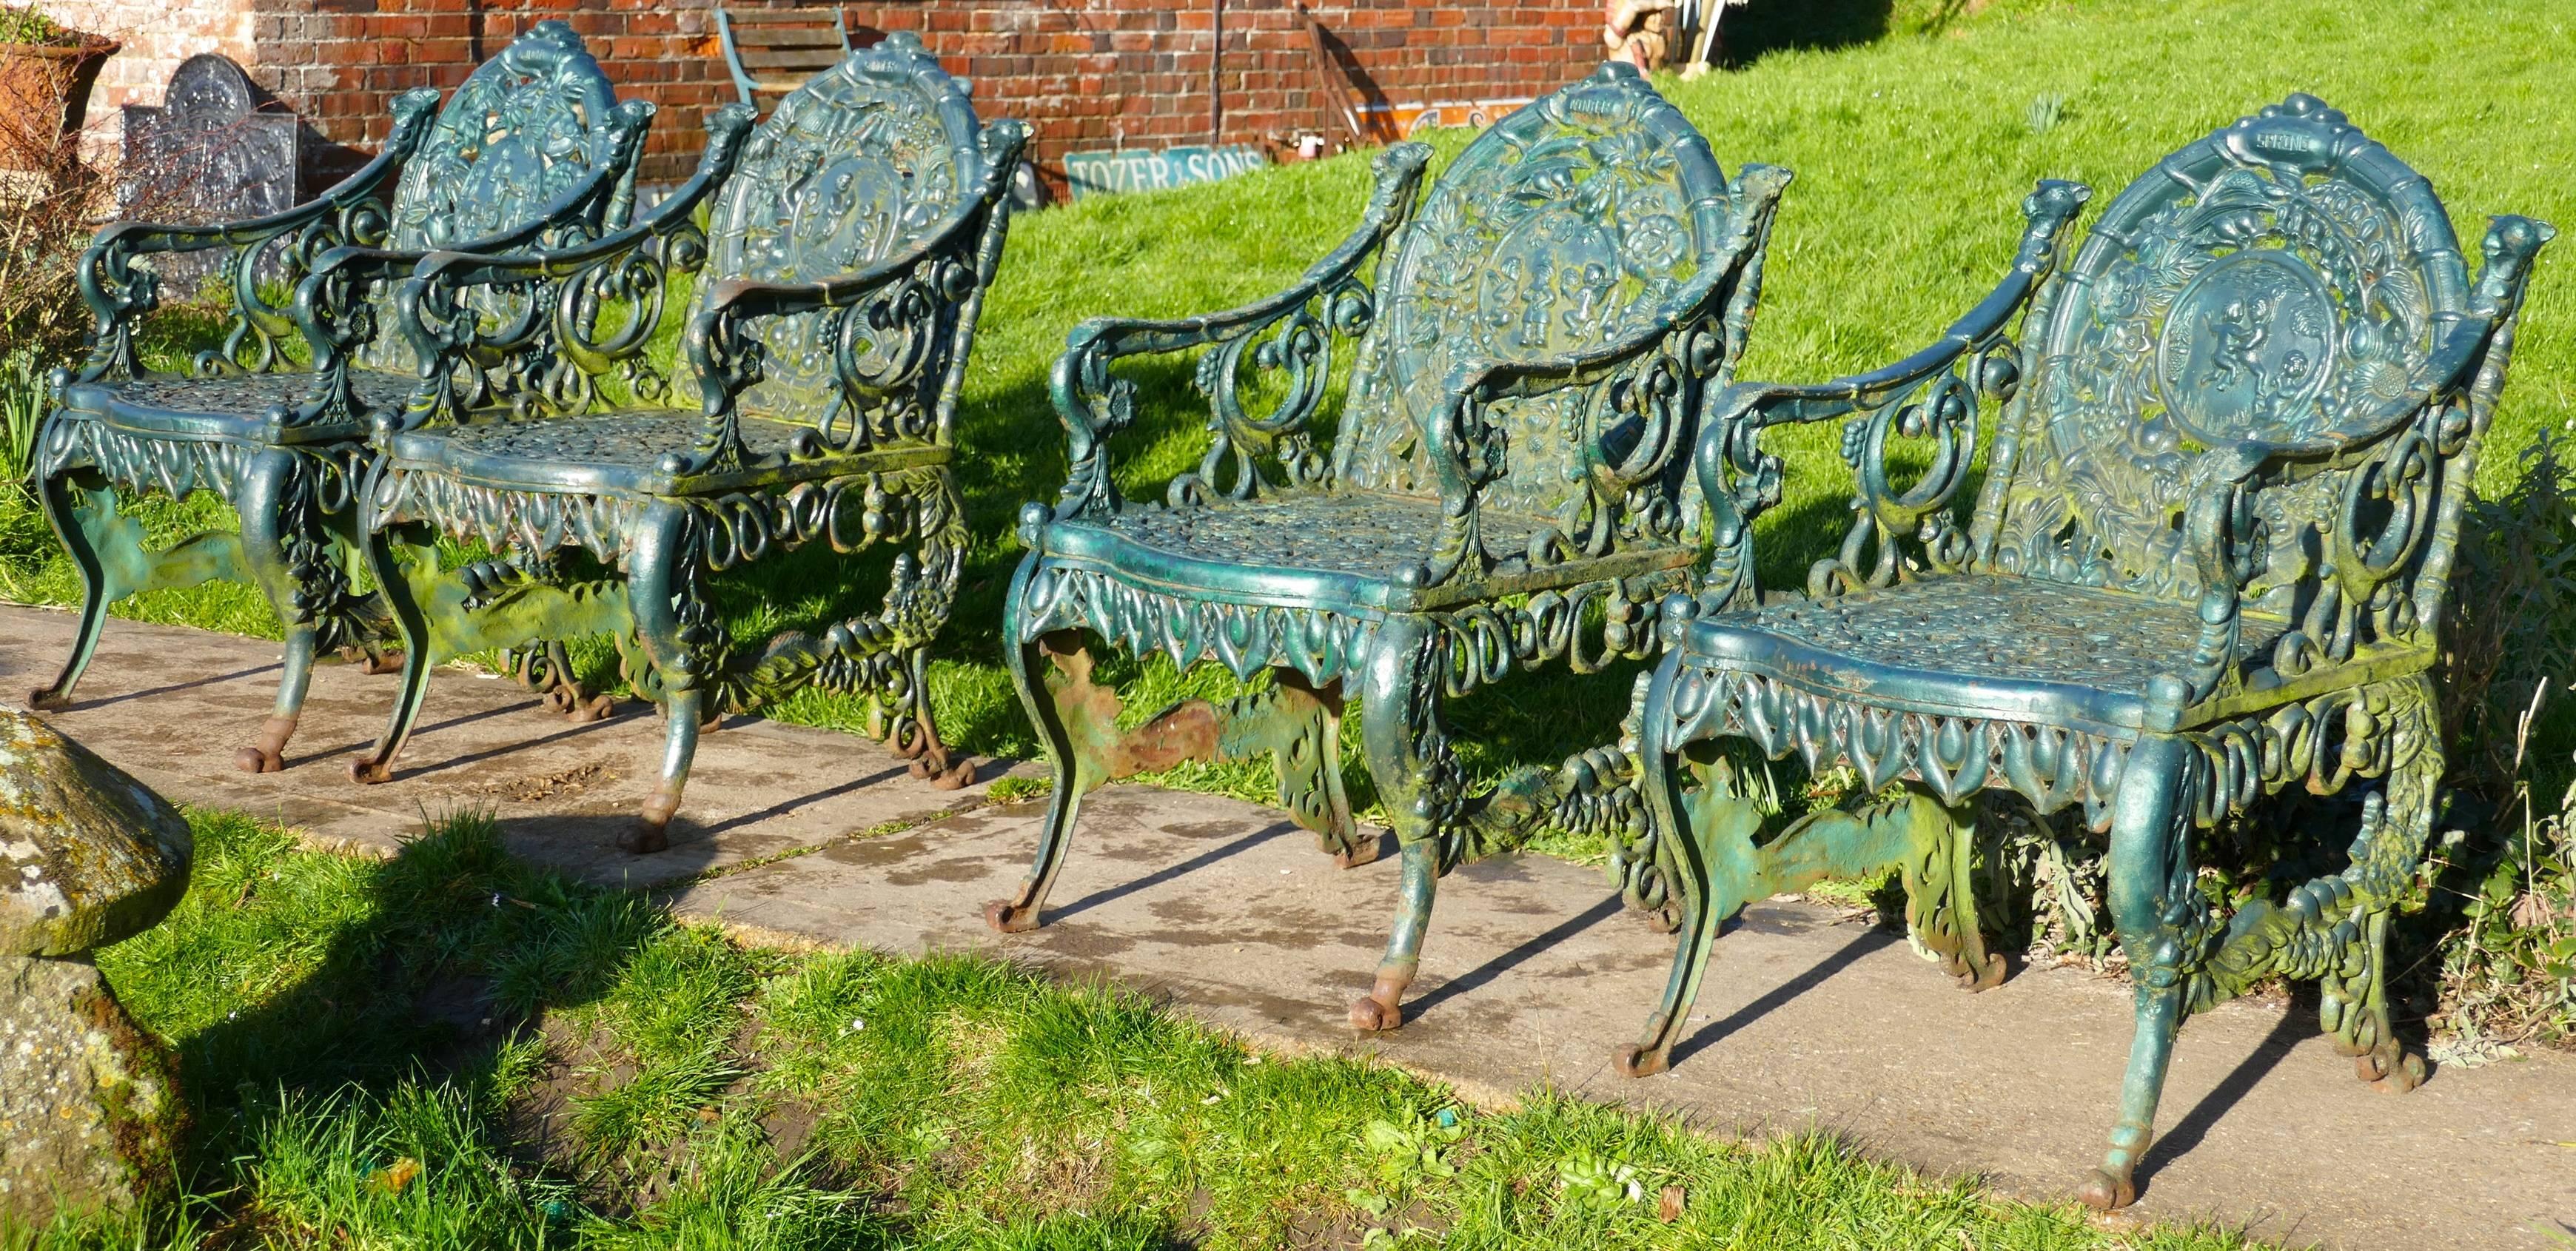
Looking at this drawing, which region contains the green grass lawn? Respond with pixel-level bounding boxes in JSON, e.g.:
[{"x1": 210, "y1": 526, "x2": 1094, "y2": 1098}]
[{"x1": 8, "y1": 808, "x2": 2267, "y2": 1250}]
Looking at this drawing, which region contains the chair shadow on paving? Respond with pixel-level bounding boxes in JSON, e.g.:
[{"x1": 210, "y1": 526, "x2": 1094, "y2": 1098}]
[
  {"x1": 2133, "y1": 987, "x2": 2327, "y2": 1203},
  {"x1": 694, "y1": 762, "x2": 913, "y2": 839},
  {"x1": 1045, "y1": 819, "x2": 1301, "y2": 924},
  {"x1": 388, "y1": 702, "x2": 653, "y2": 781},
  {"x1": 73, "y1": 661, "x2": 281, "y2": 708},
  {"x1": 1669, "y1": 922, "x2": 1900, "y2": 1068},
  {"x1": 1406, "y1": 896, "x2": 1626, "y2": 1025},
  {"x1": 298, "y1": 697, "x2": 588, "y2": 768}
]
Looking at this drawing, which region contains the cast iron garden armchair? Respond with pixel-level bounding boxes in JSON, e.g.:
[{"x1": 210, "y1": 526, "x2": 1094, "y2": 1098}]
[
  {"x1": 992, "y1": 62, "x2": 1789, "y2": 1034},
  {"x1": 1609, "y1": 95, "x2": 2549, "y2": 1209},
  {"x1": 347, "y1": 34, "x2": 1027, "y2": 852},
  {"x1": 28, "y1": 21, "x2": 651, "y2": 772}
]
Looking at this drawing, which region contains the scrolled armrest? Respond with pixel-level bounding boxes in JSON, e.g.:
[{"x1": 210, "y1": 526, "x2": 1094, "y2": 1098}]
[
  {"x1": 1688, "y1": 178, "x2": 2091, "y2": 609},
  {"x1": 383, "y1": 105, "x2": 758, "y2": 436},
  {"x1": 674, "y1": 118, "x2": 1032, "y2": 479},
  {"x1": 1046, "y1": 141, "x2": 1434, "y2": 523},
  {"x1": 69, "y1": 88, "x2": 443, "y2": 384}
]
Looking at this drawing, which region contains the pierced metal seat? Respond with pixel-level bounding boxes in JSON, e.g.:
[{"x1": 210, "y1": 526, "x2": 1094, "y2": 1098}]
[
  {"x1": 1601, "y1": 95, "x2": 2552, "y2": 1213},
  {"x1": 1691, "y1": 575, "x2": 2291, "y2": 737},
  {"x1": 28, "y1": 21, "x2": 652, "y2": 775},
  {"x1": 344, "y1": 35, "x2": 1028, "y2": 852},
  {"x1": 59, "y1": 371, "x2": 417, "y2": 444},
  {"x1": 992, "y1": 62, "x2": 1790, "y2": 1037}
]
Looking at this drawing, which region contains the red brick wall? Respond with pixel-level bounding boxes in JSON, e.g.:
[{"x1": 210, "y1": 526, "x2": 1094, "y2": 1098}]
[
  {"x1": 841, "y1": 1, "x2": 1603, "y2": 187},
  {"x1": 61, "y1": 0, "x2": 1602, "y2": 190}
]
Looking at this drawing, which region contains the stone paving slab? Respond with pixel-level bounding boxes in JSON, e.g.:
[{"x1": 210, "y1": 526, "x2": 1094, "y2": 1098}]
[
  {"x1": 0, "y1": 605, "x2": 1029, "y2": 888},
  {"x1": 4, "y1": 603, "x2": 2572, "y2": 1250}
]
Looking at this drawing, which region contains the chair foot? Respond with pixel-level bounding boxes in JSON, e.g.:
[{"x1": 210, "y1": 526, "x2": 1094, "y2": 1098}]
[
  {"x1": 911, "y1": 754, "x2": 976, "y2": 790},
  {"x1": 1348, "y1": 993, "x2": 1403, "y2": 1032},
  {"x1": 234, "y1": 714, "x2": 295, "y2": 774},
  {"x1": 339, "y1": 646, "x2": 404, "y2": 675},
  {"x1": 985, "y1": 896, "x2": 1041, "y2": 933},
  {"x1": 234, "y1": 747, "x2": 281, "y2": 774},
  {"x1": 2357, "y1": 1042, "x2": 2426, "y2": 1092},
  {"x1": 2076, "y1": 1166, "x2": 2136, "y2": 1211},
  {"x1": 618, "y1": 817, "x2": 670, "y2": 855},
  {"x1": 562, "y1": 693, "x2": 614, "y2": 723},
  {"x1": 1957, "y1": 956, "x2": 2008, "y2": 992},
  {"x1": 347, "y1": 758, "x2": 394, "y2": 785},
  {"x1": 1614, "y1": 1042, "x2": 1670, "y2": 1079},
  {"x1": 1328, "y1": 831, "x2": 1383, "y2": 870},
  {"x1": 26, "y1": 685, "x2": 67, "y2": 711}
]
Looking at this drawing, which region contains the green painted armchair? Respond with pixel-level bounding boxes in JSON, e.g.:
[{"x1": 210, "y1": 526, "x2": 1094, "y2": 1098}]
[
  {"x1": 28, "y1": 21, "x2": 652, "y2": 771},
  {"x1": 991, "y1": 62, "x2": 1790, "y2": 1035},
  {"x1": 346, "y1": 34, "x2": 1028, "y2": 852},
  {"x1": 1614, "y1": 95, "x2": 2549, "y2": 1210}
]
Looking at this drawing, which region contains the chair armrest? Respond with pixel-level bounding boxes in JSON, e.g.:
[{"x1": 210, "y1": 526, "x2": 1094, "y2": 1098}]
[
  {"x1": 673, "y1": 118, "x2": 1032, "y2": 477},
  {"x1": 283, "y1": 101, "x2": 657, "y2": 427},
  {"x1": 2178, "y1": 213, "x2": 2554, "y2": 702},
  {"x1": 383, "y1": 105, "x2": 759, "y2": 435},
  {"x1": 1691, "y1": 178, "x2": 2091, "y2": 609},
  {"x1": 1404, "y1": 163, "x2": 1794, "y2": 590},
  {"x1": 1045, "y1": 141, "x2": 1434, "y2": 523},
  {"x1": 68, "y1": 88, "x2": 443, "y2": 384}
]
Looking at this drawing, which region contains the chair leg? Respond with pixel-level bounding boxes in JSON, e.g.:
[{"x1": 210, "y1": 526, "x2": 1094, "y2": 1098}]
[
  {"x1": 985, "y1": 620, "x2": 1110, "y2": 933},
  {"x1": 232, "y1": 450, "x2": 326, "y2": 774},
  {"x1": 1349, "y1": 615, "x2": 1450, "y2": 1032},
  {"x1": 1618, "y1": 665, "x2": 1768, "y2": 1076},
  {"x1": 346, "y1": 525, "x2": 435, "y2": 786},
  {"x1": 621, "y1": 503, "x2": 708, "y2": 854},
  {"x1": 27, "y1": 467, "x2": 114, "y2": 711},
  {"x1": 2324, "y1": 685, "x2": 2441, "y2": 1093},
  {"x1": 1897, "y1": 791, "x2": 2006, "y2": 991},
  {"x1": 2079, "y1": 734, "x2": 2198, "y2": 1212}
]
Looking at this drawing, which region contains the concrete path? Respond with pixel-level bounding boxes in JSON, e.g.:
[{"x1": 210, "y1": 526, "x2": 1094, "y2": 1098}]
[{"x1": 3, "y1": 603, "x2": 2569, "y2": 1250}]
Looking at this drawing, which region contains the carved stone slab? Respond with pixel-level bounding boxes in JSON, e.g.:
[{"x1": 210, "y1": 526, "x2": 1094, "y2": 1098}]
[{"x1": 118, "y1": 53, "x2": 298, "y2": 290}]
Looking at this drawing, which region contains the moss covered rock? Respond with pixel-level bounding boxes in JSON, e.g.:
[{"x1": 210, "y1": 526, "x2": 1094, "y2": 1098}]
[{"x1": 0, "y1": 709, "x2": 191, "y2": 956}]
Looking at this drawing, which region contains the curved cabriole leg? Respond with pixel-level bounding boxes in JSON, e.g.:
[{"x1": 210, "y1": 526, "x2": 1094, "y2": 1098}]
[
  {"x1": 1619, "y1": 664, "x2": 1764, "y2": 1075},
  {"x1": 985, "y1": 568, "x2": 1114, "y2": 932},
  {"x1": 232, "y1": 450, "x2": 322, "y2": 774},
  {"x1": 27, "y1": 465, "x2": 114, "y2": 711},
  {"x1": 2079, "y1": 734, "x2": 2198, "y2": 1212},
  {"x1": 622, "y1": 503, "x2": 706, "y2": 855},
  {"x1": 1349, "y1": 615, "x2": 1448, "y2": 1033},
  {"x1": 346, "y1": 522, "x2": 435, "y2": 786}
]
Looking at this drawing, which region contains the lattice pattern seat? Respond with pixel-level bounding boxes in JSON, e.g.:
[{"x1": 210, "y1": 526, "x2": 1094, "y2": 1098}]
[
  {"x1": 1043, "y1": 492, "x2": 1596, "y2": 602},
  {"x1": 61, "y1": 370, "x2": 416, "y2": 444},
  {"x1": 1691, "y1": 574, "x2": 2290, "y2": 731}
]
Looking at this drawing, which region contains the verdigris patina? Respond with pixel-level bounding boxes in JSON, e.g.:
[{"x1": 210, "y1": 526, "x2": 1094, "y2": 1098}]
[
  {"x1": 993, "y1": 61, "x2": 1789, "y2": 1035},
  {"x1": 343, "y1": 34, "x2": 1028, "y2": 851},
  {"x1": 1591, "y1": 95, "x2": 2550, "y2": 1210},
  {"x1": 30, "y1": 21, "x2": 652, "y2": 774},
  {"x1": 0, "y1": 709, "x2": 190, "y2": 1225}
]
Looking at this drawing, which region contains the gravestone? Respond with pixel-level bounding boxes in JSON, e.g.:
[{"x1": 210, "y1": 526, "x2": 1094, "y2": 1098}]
[
  {"x1": 0, "y1": 708, "x2": 189, "y2": 1225},
  {"x1": 118, "y1": 53, "x2": 298, "y2": 293}
]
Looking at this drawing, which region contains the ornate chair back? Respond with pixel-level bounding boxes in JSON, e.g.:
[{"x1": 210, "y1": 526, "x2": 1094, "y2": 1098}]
[
  {"x1": 687, "y1": 33, "x2": 1002, "y2": 446},
  {"x1": 360, "y1": 21, "x2": 626, "y2": 375},
  {"x1": 1333, "y1": 66, "x2": 1751, "y2": 543},
  {"x1": 1972, "y1": 95, "x2": 2490, "y2": 674}
]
